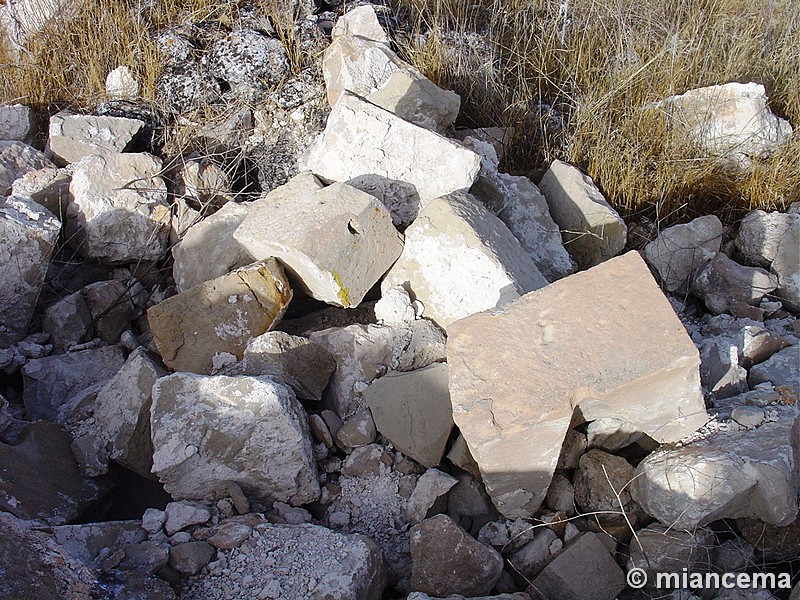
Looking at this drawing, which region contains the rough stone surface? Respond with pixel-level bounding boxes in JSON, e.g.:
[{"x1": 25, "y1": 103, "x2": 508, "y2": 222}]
[
  {"x1": 0, "y1": 195, "x2": 61, "y2": 347},
  {"x1": 51, "y1": 520, "x2": 147, "y2": 567},
  {"x1": 150, "y1": 373, "x2": 319, "y2": 505},
  {"x1": 447, "y1": 252, "x2": 708, "y2": 518},
  {"x1": 748, "y1": 345, "x2": 799, "y2": 391},
  {"x1": 364, "y1": 363, "x2": 454, "y2": 468},
  {"x1": 772, "y1": 214, "x2": 800, "y2": 311},
  {"x1": 11, "y1": 166, "x2": 71, "y2": 217},
  {"x1": 0, "y1": 422, "x2": 114, "y2": 525},
  {"x1": 42, "y1": 292, "x2": 93, "y2": 352},
  {"x1": 164, "y1": 501, "x2": 211, "y2": 536},
  {"x1": 644, "y1": 215, "x2": 723, "y2": 292},
  {"x1": 692, "y1": 252, "x2": 777, "y2": 314},
  {"x1": 737, "y1": 517, "x2": 800, "y2": 562},
  {"x1": 410, "y1": 515, "x2": 504, "y2": 597},
  {"x1": 495, "y1": 173, "x2": 575, "y2": 281},
  {"x1": 335, "y1": 410, "x2": 377, "y2": 448},
  {"x1": 242, "y1": 331, "x2": 336, "y2": 401},
  {"x1": 331, "y1": 5, "x2": 391, "y2": 44},
  {"x1": 664, "y1": 82, "x2": 793, "y2": 171},
  {"x1": 148, "y1": 259, "x2": 292, "y2": 374},
  {"x1": 631, "y1": 408, "x2": 799, "y2": 529},
  {"x1": 736, "y1": 210, "x2": 796, "y2": 269},
  {"x1": 66, "y1": 153, "x2": 170, "y2": 263},
  {"x1": 182, "y1": 523, "x2": 387, "y2": 600},
  {"x1": 529, "y1": 533, "x2": 626, "y2": 600},
  {"x1": 406, "y1": 468, "x2": 458, "y2": 525},
  {"x1": 22, "y1": 345, "x2": 125, "y2": 422},
  {"x1": 92, "y1": 347, "x2": 165, "y2": 478},
  {"x1": 105, "y1": 66, "x2": 140, "y2": 101},
  {"x1": 0, "y1": 511, "x2": 101, "y2": 599},
  {"x1": 0, "y1": 141, "x2": 54, "y2": 195},
  {"x1": 508, "y1": 528, "x2": 559, "y2": 581},
  {"x1": 383, "y1": 192, "x2": 547, "y2": 328},
  {"x1": 585, "y1": 416, "x2": 644, "y2": 451},
  {"x1": 83, "y1": 279, "x2": 138, "y2": 344},
  {"x1": 172, "y1": 201, "x2": 252, "y2": 292},
  {"x1": 0, "y1": 103, "x2": 35, "y2": 143},
  {"x1": 698, "y1": 336, "x2": 749, "y2": 399},
  {"x1": 48, "y1": 111, "x2": 144, "y2": 165},
  {"x1": 573, "y1": 449, "x2": 639, "y2": 524},
  {"x1": 235, "y1": 177, "x2": 403, "y2": 308},
  {"x1": 626, "y1": 524, "x2": 715, "y2": 588},
  {"x1": 169, "y1": 541, "x2": 215, "y2": 575},
  {"x1": 299, "y1": 92, "x2": 480, "y2": 227},
  {"x1": 537, "y1": 160, "x2": 627, "y2": 270}
]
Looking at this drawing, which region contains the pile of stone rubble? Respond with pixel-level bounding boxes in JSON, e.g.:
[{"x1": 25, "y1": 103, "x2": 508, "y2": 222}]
[{"x1": 0, "y1": 4, "x2": 798, "y2": 600}]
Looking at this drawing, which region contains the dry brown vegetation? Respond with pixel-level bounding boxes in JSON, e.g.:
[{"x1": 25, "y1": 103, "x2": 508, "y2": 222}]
[{"x1": 1, "y1": 0, "x2": 798, "y2": 222}]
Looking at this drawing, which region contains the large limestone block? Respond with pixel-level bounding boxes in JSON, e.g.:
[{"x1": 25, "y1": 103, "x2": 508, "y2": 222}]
[
  {"x1": 67, "y1": 153, "x2": 171, "y2": 263},
  {"x1": 299, "y1": 92, "x2": 480, "y2": 227},
  {"x1": 364, "y1": 363, "x2": 454, "y2": 468},
  {"x1": 631, "y1": 408, "x2": 799, "y2": 529},
  {"x1": 382, "y1": 192, "x2": 548, "y2": 329},
  {"x1": 92, "y1": 348, "x2": 166, "y2": 478},
  {"x1": 0, "y1": 196, "x2": 61, "y2": 347},
  {"x1": 644, "y1": 215, "x2": 723, "y2": 292},
  {"x1": 11, "y1": 166, "x2": 71, "y2": 218},
  {"x1": 0, "y1": 140, "x2": 54, "y2": 195},
  {"x1": 235, "y1": 178, "x2": 402, "y2": 308},
  {"x1": 446, "y1": 252, "x2": 707, "y2": 518},
  {"x1": 331, "y1": 5, "x2": 390, "y2": 44},
  {"x1": 182, "y1": 522, "x2": 387, "y2": 600},
  {"x1": 48, "y1": 111, "x2": 144, "y2": 165},
  {"x1": 0, "y1": 104, "x2": 35, "y2": 143},
  {"x1": 172, "y1": 201, "x2": 252, "y2": 292},
  {"x1": 735, "y1": 210, "x2": 797, "y2": 269},
  {"x1": 148, "y1": 259, "x2": 292, "y2": 374},
  {"x1": 772, "y1": 215, "x2": 800, "y2": 311},
  {"x1": 537, "y1": 160, "x2": 627, "y2": 270},
  {"x1": 22, "y1": 345, "x2": 125, "y2": 422},
  {"x1": 150, "y1": 373, "x2": 319, "y2": 505},
  {"x1": 495, "y1": 173, "x2": 575, "y2": 281},
  {"x1": 664, "y1": 82, "x2": 793, "y2": 171}
]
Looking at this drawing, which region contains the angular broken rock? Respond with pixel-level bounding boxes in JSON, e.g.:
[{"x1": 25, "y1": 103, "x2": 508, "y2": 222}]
[
  {"x1": 66, "y1": 153, "x2": 170, "y2": 263},
  {"x1": 11, "y1": 166, "x2": 71, "y2": 218},
  {"x1": 410, "y1": 514, "x2": 504, "y2": 597},
  {"x1": 537, "y1": 160, "x2": 627, "y2": 270},
  {"x1": 495, "y1": 173, "x2": 576, "y2": 281},
  {"x1": 644, "y1": 214, "x2": 723, "y2": 292},
  {"x1": 529, "y1": 533, "x2": 625, "y2": 600},
  {"x1": 748, "y1": 344, "x2": 800, "y2": 391},
  {"x1": 0, "y1": 422, "x2": 114, "y2": 525},
  {"x1": 22, "y1": 345, "x2": 125, "y2": 422},
  {"x1": 382, "y1": 192, "x2": 548, "y2": 328},
  {"x1": 148, "y1": 259, "x2": 292, "y2": 374},
  {"x1": 573, "y1": 449, "x2": 639, "y2": 525},
  {"x1": 406, "y1": 468, "x2": 458, "y2": 525},
  {"x1": 0, "y1": 141, "x2": 54, "y2": 195},
  {"x1": 0, "y1": 196, "x2": 61, "y2": 347},
  {"x1": 235, "y1": 177, "x2": 402, "y2": 308},
  {"x1": 735, "y1": 209, "x2": 797, "y2": 269},
  {"x1": 0, "y1": 104, "x2": 35, "y2": 143},
  {"x1": 92, "y1": 347, "x2": 166, "y2": 478},
  {"x1": 150, "y1": 373, "x2": 319, "y2": 505},
  {"x1": 182, "y1": 522, "x2": 387, "y2": 600},
  {"x1": 331, "y1": 4, "x2": 391, "y2": 44},
  {"x1": 242, "y1": 331, "x2": 336, "y2": 401},
  {"x1": 663, "y1": 82, "x2": 793, "y2": 172},
  {"x1": 364, "y1": 363, "x2": 454, "y2": 468},
  {"x1": 48, "y1": 111, "x2": 144, "y2": 165},
  {"x1": 691, "y1": 251, "x2": 777, "y2": 314},
  {"x1": 299, "y1": 92, "x2": 481, "y2": 226},
  {"x1": 631, "y1": 407, "x2": 799, "y2": 529},
  {"x1": 43, "y1": 291, "x2": 93, "y2": 351},
  {"x1": 772, "y1": 214, "x2": 800, "y2": 311},
  {"x1": 625, "y1": 523, "x2": 715, "y2": 587},
  {"x1": 172, "y1": 201, "x2": 252, "y2": 293},
  {"x1": 446, "y1": 252, "x2": 708, "y2": 518}
]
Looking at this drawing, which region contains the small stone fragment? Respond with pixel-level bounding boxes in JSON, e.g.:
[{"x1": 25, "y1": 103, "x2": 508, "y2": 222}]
[
  {"x1": 164, "y1": 502, "x2": 211, "y2": 536},
  {"x1": 406, "y1": 468, "x2": 458, "y2": 525},
  {"x1": 168, "y1": 541, "x2": 215, "y2": 575},
  {"x1": 692, "y1": 252, "x2": 778, "y2": 314},
  {"x1": 335, "y1": 410, "x2": 378, "y2": 448}
]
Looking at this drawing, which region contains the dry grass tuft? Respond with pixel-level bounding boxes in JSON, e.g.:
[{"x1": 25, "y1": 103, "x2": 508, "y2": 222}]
[{"x1": 398, "y1": 0, "x2": 800, "y2": 222}]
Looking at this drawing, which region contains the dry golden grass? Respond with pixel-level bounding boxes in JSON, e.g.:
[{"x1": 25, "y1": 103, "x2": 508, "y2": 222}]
[
  {"x1": 398, "y1": 0, "x2": 800, "y2": 221},
  {"x1": 1, "y1": 0, "x2": 797, "y2": 221}
]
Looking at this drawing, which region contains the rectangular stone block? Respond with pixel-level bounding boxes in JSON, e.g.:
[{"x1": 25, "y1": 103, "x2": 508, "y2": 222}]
[
  {"x1": 446, "y1": 251, "x2": 708, "y2": 518},
  {"x1": 148, "y1": 259, "x2": 292, "y2": 374}
]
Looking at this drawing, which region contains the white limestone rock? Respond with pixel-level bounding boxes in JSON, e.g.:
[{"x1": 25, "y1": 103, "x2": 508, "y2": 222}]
[
  {"x1": 105, "y1": 66, "x2": 140, "y2": 101},
  {"x1": 446, "y1": 252, "x2": 708, "y2": 518},
  {"x1": 0, "y1": 141, "x2": 54, "y2": 195},
  {"x1": 644, "y1": 215, "x2": 724, "y2": 292},
  {"x1": 691, "y1": 252, "x2": 778, "y2": 315},
  {"x1": 382, "y1": 191, "x2": 548, "y2": 329},
  {"x1": 771, "y1": 215, "x2": 800, "y2": 311},
  {"x1": 299, "y1": 92, "x2": 480, "y2": 227},
  {"x1": 331, "y1": 5, "x2": 391, "y2": 44},
  {"x1": 235, "y1": 177, "x2": 402, "y2": 308},
  {"x1": 374, "y1": 285, "x2": 418, "y2": 326},
  {"x1": 537, "y1": 159, "x2": 627, "y2": 270},
  {"x1": 664, "y1": 82, "x2": 793, "y2": 172},
  {"x1": 0, "y1": 104, "x2": 35, "y2": 143},
  {"x1": 495, "y1": 173, "x2": 576, "y2": 281},
  {"x1": 67, "y1": 153, "x2": 170, "y2": 264},
  {"x1": 172, "y1": 201, "x2": 252, "y2": 292},
  {"x1": 48, "y1": 111, "x2": 145, "y2": 165},
  {"x1": 150, "y1": 373, "x2": 320, "y2": 505},
  {"x1": 0, "y1": 196, "x2": 60, "y2": 347},
  {"x1": 11, "y1": 166, "x2": 71, "y2": 218},
  {"x1": 735, "y1": 210, "x2": 797, "y2": 269}
]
